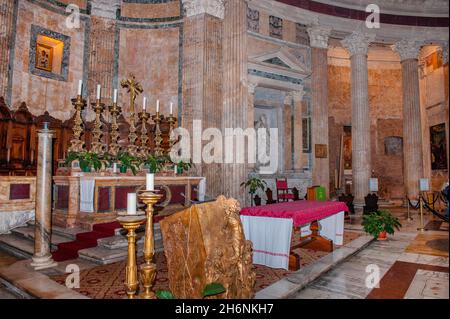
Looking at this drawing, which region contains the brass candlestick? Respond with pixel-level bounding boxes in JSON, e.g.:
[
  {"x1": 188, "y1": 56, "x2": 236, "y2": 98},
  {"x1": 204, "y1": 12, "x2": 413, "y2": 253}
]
[
  {"x1": 127, "y1": 112, "x2": 139, "y2": 157},
  {"x1": 68, "y1": 95, "x2": 87, "y2": 153},
  {"x1": 138, "y1": 190, "x2": 162, "y2": 299},
  {"x1": 90, "y1": 99, "x2": 106, "y2": 155},
  {"x1": 167, "y1": 114, "x2": 177, "y2": 154},
  {"x1": 117, "y1": 213, "x2": 146, "y2": 299},
  {"x1": 109, "y1": 102, "x2": 122, "y2": 157},
  {"x1": 152, "y1": 112, "x2": 164, "y2": 156},
  {"x1": 138, "y1": 111, "x2": 150, "y2": 159}
]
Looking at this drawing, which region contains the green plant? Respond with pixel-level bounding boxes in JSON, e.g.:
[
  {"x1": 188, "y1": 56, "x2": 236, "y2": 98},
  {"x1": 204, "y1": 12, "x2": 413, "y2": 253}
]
[
  {"x1": 155, "y1": 282, "x2": 225, "y2": 299},
  {"x1": 144, "y1": 155, "x2": 164, "y2": 173},
  {"x1": 241, "y1": 177, "x2": 267, "y2": 206},
  {"x1": 65, "y1": 151, "x2": 103, "y2": 172},
  {"x1": 117, "y1": 151, "x2": 141, "y2": 175},
  {"x1": 362, "y1": 210, "x2": 402, "y2": 238},
  {"x1": 176, "y1": 159, "x2": 193, "y2": 173}
]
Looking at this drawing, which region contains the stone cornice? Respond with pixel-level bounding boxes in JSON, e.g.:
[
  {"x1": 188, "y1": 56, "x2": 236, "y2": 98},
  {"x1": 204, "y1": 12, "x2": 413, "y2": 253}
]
[
  {"x1": 392, "y1": 39, "x2": 423, "y2": 61},
  {"x1": 341, "y1": 31, "x2": 375, "y2": 56},
  {"x1": 307, "y1": 25, "x2": 332, "y2": 49},
  {"x1": 182, "y1": 0, "x2": 225, "y2": 19}
]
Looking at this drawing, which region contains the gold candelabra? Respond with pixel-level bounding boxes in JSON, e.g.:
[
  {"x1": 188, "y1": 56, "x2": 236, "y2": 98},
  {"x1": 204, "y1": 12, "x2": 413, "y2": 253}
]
[
  {"x1": 138, "y1": 190, "x2": 162, "y2": 299},
  {"x1": 68, "y1": 95, "x2": 87, "y2": 153},
  {"x1": 138, "y1": 111, "x2": 150, "y2": 159},
  {"x1": 90, "y1": 99, "x2": 106, "y2": 155},
  {"x1": 108, "y1": 102, "x2": 122, "y2": 157},
  {"x1": 117, "y1": 213, "x2": 146, "y2": 299},
  {"x1": 152, "y1": 112, "x2": 164, "y2": 156},
  {"x1": 167, "y1": 113, "x2": 177, "y2": 154},
  {"x1": 127, "y1": 112, "x2": 139, "y2": 157}
]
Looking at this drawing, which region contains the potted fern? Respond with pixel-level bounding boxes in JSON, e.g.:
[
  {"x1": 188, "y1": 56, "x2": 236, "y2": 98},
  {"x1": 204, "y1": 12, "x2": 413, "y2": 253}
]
[
  {"x1": 240, "y1": 177, "x2": 267, "y2": 206},
  {"x1": 362, "y1": 210, "x2": 402, "y2": 240}
]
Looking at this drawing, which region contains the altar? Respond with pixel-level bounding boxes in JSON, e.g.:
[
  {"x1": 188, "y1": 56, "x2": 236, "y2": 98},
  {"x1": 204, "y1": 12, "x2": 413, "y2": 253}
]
[{"x1": 52, "y1": 174, "x2": 205, "y2": 229}]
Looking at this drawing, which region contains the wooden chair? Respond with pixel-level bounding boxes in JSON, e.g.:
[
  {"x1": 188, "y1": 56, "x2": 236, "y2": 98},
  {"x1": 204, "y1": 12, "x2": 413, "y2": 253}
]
[
  {"x1": 292, "y1": 187, "x2": 302, "y2": 201},
  {"x1": 265, "y1": 188, "x2": 276, "y2": 204},
  {"x1": 363, "y1": 193, "x2": 379, "y2": 214},
  {"x1": 276, "y1": 178, "x2": 294, "y2": 202}
]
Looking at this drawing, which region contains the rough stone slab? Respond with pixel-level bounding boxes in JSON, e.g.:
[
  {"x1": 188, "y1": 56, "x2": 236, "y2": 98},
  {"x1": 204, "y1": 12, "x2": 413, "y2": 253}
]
[{"x1": 0, "y1": 234, "x2": 34, "y2": 257}]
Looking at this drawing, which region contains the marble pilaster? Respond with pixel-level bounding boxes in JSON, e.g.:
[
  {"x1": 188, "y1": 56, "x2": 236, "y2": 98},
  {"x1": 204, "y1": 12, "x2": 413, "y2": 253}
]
[
  {"x1": 0, "y1": 0, "x2": 15, "y2": 98},
  {"x1": 181, "y1": 0, "x2": 224, "y2": 198},
  {"x1": 308, "y1": 26, "x2": 331, "y2": 196},
  {"x1": 292, "y1": 89, "x2": 304, "y2": 171},
  {"x1": 222, "y1": 0, "x2": 249, "y2": 205},
  {"x1": 284, "y1": 93, "x2": 293, "y2": 171},
  {"x1": 248, "y1": 82, "x2": 257, "y2": 172},
  {"x1": 341, "y1": 32, "x2": 375, "y2": 207},
  {"x1": 66, "y1": 176, "x2": 80, "y2": 228},
  {"x1": 392, "y1": 39, "x2": 424, "y2": 199},
  {"x1": 30, "y1": 124, "x2": 57, "y2": 270}
]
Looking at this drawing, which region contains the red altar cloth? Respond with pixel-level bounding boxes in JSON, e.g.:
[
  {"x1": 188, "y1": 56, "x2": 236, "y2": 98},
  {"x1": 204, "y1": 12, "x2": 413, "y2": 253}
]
[{"x1": 240, "y1": 200, "x2": 348, "y2": 227}]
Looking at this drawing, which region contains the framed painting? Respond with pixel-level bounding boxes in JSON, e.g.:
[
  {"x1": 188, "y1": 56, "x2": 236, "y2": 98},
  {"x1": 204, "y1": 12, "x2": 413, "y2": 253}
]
[
  {"x1": 315, "y1": 144, "x2": 328, "y2": 158},
  {"x1": 430, "y1": 123, "x2": 448, "y2": 170},
  {"x1": 35, "y1": 43, "x2": 53, "y2": 72}
]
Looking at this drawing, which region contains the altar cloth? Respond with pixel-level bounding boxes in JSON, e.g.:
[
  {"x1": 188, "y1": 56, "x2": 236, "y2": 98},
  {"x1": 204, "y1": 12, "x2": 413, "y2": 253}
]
[{"x1": 240, "y1": 200, "x2": 348, "y2": 227}]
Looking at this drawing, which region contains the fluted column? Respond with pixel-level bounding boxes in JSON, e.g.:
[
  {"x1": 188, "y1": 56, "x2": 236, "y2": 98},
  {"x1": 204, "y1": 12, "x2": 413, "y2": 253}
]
[
  {"x1": 181, "y1": 0, "x2": 224, "y2": 196},
  {"x1": 392, "y1": 39, "x2": 424, "y2": 199},
  {"x1": 31, "y1": 123, "x2": 57, "y2": 270},
  {"x1": 222, "y1": 0, "x2": 248, "y2": 205},
  {"x1": 292, "y1": 89, "x2": 305, "y2": 171},
  {"x1": 0, "y1": 0, "x2": 15, "y2": 99},
  {"x1": 248, "y1": 82, "x2": 257, "y2": 172},
  {"x1": 341, "y1": 32, "x2": 374, "y2": 207},
  {"x1": 308, "y1": 26, "x2": 331, "y2": 196}
]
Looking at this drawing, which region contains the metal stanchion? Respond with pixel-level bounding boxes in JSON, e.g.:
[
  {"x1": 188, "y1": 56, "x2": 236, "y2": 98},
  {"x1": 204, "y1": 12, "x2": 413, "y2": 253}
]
[
  {"x1": 406, "y1": 196, "x2": 413, "y2": 221},
  {"x1": 417, "y1": 193, "x2": 426, "y2": 232}
]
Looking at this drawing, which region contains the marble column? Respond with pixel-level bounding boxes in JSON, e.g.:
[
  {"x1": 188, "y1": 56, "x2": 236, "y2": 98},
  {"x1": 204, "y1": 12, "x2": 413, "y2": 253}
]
[
  {"x1": 248, "y1": 82, "x2": 257, "y2": 172},
  {"x1": 308, "y1": 26, "x2": 331, "y2": 196},
  {"x1": 0, "y1": 0, "x2": 15, "y2": 98},
  {"x1": 284, "y1": 93, "x2": 293, "y2": 171},
  {"x1": 222, "y1": 0, "x2": 249, "y2": 205},
  {"x1": 392, "y1": 39, "x2": 424, "y2": 199},
  {"x1": 31, "y1": 123, "x2": 57, "y2": 270},
  {"x1": 181, "y1": 0, "x2": 224, "y2": 197},
  {"x1": 341, "y1": 32, "x2": 375, "y2": 207},
  {"x1": 292, "y1": 89, "x2": 305, "y2": 171},
  {"x1": 441, "y1": 43, "x2": 449, "y2": 172}
]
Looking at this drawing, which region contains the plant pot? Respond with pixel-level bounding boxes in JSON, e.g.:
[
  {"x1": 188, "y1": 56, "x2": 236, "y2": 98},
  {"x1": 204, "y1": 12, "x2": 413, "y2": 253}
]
[
  {"x1": 377, "y1": 231, "x2": 387, "y2": 241},
  {"x1": 253, "y1": 194, "x2": 261, "y2": 206},
  {"x1": 119, "y1": 166, "x2": 128, "y2": 173},
  {"x1": 82, "y1": 166, "x2": 91, "y2": 173}
]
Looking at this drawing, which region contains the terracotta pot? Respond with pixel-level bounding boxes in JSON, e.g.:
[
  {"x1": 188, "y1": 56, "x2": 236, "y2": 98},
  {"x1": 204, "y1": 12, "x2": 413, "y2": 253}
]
[{"x1": 377, "y1": 231, "x2": 387, "y2": 241}]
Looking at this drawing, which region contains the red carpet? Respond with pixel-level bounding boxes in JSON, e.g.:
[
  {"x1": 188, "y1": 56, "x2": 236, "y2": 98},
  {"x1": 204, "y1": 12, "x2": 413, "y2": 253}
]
[{"x1": 52, "y1": 222, "x2": 121, "y2": 262}]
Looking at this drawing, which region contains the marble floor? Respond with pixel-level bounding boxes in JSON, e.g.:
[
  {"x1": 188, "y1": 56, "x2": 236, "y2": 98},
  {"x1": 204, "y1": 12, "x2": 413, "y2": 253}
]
[{"x1": 293, "y1": 209, "x2": 449, "y2": 299}]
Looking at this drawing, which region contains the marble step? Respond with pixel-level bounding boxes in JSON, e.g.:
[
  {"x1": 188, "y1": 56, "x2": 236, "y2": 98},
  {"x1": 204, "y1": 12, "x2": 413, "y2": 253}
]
[
  {"x1": 10, "y1": 226, "x2": 72, "y2": 248},
  {"x1": 98, "y1": 225, "x2": 162, "y2": 250},
  {"x1": 78, "y1": 238, "x2": 164, "y2": 265},
  {"x1": 0, "y1": 234, "x2": 34, "y2": 259}
]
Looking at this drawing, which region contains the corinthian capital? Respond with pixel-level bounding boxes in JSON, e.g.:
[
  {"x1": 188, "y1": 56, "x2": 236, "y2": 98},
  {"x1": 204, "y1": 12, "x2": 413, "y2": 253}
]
[
  {"x1": 341, "y1": 32, "x2": 375, "y2": 57},
  {"x1": 182, "y1": 0, "x2": 225, "y2": 19},
  {"x1": 392, "y1": 39, "x2": 423, "y2": 61},
  {"x1": 307, "y1": 25, "x2": 332, "y2": 49}
]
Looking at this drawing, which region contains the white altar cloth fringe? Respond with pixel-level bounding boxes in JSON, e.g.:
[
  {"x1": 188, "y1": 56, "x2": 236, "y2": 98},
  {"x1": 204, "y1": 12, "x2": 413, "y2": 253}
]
[
  {"x1": 299, "y1": 211, "x2": 345, "y2": 245},
  {"x1": 241, "y1": 215, "x2": 293, "y2": 270},
  {"x1": 80, "y1": 178, "x2": 95, "y2": 213}
]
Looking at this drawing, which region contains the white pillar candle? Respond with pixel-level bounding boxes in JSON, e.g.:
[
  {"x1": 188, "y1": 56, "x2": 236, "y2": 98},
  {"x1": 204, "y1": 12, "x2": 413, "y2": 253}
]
[
  {"x1": 146, "y1": 173, "x2": 154, "y2": 191},
  {"x1": 170, "y1": 102, "x2": 173, "y2": 115},
  {"x1": 113, "y1": 163, "x2": 118, "y2": 173},
  {"x1": 96, "y1": 84, "x2": 101, "y2": 100},
  {"x1": 113, "y1": 89, "x2": 117, "y2": 103},
  {"x1": 143, "y1": 97, "x2": 147, "y2": 110},
  {"x1": 77, "y1": 80, "x2": 83, "y2": 95},
  {"x1": 127, "y1": 193, "x2": 137, "y2": 215},
  {"x1": 174, "y1": 165, "x2": 177, "y2": 174},
  {"x1": 156, "y1": 100, "x2": 160, "y2": 113}
]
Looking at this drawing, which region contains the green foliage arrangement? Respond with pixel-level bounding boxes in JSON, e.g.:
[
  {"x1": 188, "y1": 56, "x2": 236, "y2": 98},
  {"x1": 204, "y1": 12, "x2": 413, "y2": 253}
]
[
  {"x1": 155, "y1": 283, "x2": 226, "y2": 299},
  {"x1": 65, "y1": 151, "x2": 103, "y2": 173},
  {"x1": 240, "y1": 177, "x2": 267, "y2": 195},
  {"x1": 362, "y1": 210, "x2": 402, "y2": 238},
  {"x1": 176, "y1": 159, "x2": 193, "y2": 174},
  {"x1": 117, "y1": 151, "x2": 141, "y2": 175}
]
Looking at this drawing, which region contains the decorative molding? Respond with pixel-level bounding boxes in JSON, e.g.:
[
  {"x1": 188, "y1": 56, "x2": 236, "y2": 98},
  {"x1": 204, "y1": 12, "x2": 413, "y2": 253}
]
[
  {"x1": 247, "y1": 7, "x2": 259, "y2": 33},
  {"x1": 307, "y1": 25, "x2": 331, "y2": 49},
  {"x1": 269, "y1": 15, "x2": 283, "y2": 39},
  {"x1": 90, "y1": 0, "x2": 120, "y2": 19},
  {"x1": 248, "y1": 82, "x2": 258, "y2": 94},
  {"x1": 391, "y1": 39, "x2": 423, "y2": 61},
  {"x1": 181, "y1": 0, "x2": 225, "y2": 19},
  {"x1": 292, "y1": 87, "x2": 305, "y2": 102},
  {"x1": 341, "y1": 31, "x2": 375, "y2": 56}
]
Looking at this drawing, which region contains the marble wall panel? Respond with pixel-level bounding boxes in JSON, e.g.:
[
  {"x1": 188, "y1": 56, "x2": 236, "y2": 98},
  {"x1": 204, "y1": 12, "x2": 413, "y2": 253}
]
[{"x1": 120, "y1": 1, "x2": 181, "y2": 20}]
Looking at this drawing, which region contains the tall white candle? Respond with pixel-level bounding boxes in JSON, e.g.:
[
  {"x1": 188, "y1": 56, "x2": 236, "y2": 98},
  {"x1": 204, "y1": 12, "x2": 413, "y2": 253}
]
[
  {"x1": 77, "y1": 80, "x2": 82, "y2": 95},
  {"x1": 96, "y1": 84, "x2": 101, "y2": 100},
  {"x1": 113, "y1": 163, "x2": 118, "y2": 173},
  {"x1": 127, "y1": 193, "x2": 137, "y2": 215},
  {"x1": 146, "y1": 173, "x2": 154, "y2": 191},
  {"x1": 174, "y1": 165, "x2": 177, "y2": 175},
  {"x1": 113, "y1": 89, "x2": 117, "y2": 103},
  {"x1": 170, "y1": 102, "x2": 173, "y2": 115},
  {"x1": 143, "y1": 97, "x2": 147, "y2": 110},
  {"x1": 156, "y1": 100, "x2": 160, "y2": 113}
]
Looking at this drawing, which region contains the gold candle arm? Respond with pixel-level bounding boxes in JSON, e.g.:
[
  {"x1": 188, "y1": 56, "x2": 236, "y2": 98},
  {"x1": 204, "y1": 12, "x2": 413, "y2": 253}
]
[
  {"x1": 68, "y1": 95, "x2": 87, "y2": 153},
  {"x1": 90, "y1": 99, "x2": 106, "y2": 155},
  {"x1": 152, "y1": 112, "x2": 164, "y2": 156},
  {"x1": 108, "y1": 102, "x2": 122, "y2": 157},
  {"x1": 138, "y1": 111, "x2": 150, "y2": 159},
  {"x1": 127, "y1": 112, "x2": 139, "y2": 157}
]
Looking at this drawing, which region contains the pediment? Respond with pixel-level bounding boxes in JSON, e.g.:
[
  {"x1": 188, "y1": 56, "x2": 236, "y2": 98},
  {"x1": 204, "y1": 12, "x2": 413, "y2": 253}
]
[{"x1": 249, "y1": 49, "x2": 308, "y2": 74}]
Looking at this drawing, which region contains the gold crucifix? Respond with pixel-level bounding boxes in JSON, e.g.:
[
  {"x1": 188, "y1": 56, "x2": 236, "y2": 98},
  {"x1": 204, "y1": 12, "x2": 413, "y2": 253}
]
[{"x1": 121, "y1": 74, "x2": 143, "y2": 114}]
